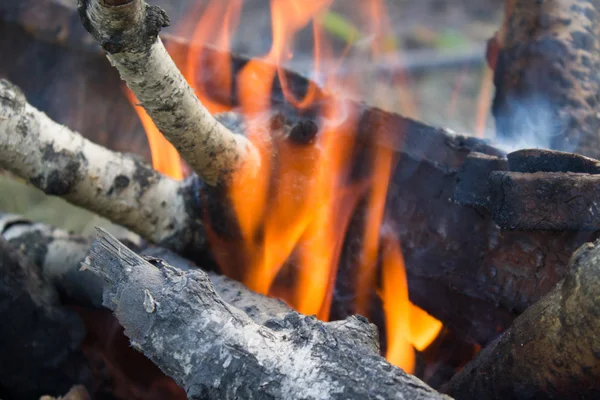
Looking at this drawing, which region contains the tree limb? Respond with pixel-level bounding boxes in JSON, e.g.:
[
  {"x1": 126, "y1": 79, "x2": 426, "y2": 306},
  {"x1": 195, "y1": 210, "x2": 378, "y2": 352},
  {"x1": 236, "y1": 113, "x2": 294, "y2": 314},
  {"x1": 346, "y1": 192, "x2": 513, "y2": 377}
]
[
  {"x1": 0, "y1": 79, "x2": 206, "y2": 256},
  {"x1": 77, "y1": 0, "x2": 259, "y2": 186}
]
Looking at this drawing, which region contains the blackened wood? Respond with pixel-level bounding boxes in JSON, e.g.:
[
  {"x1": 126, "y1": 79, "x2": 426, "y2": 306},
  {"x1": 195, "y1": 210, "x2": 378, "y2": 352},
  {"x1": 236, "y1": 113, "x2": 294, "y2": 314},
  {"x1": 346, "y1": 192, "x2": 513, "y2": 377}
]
[
  {"x1": 83, "y1": 229, "x2": 451, "y2": 400},
  {"x1": 0, "y1": 237, "x2": 92, "y2": 399},
  {"x1": 492, "y1": 0, "x2": 600, "y2": 158},
  {"x1": 1, "y1": 213, "x2": 107, "y2": 308},
  {"x1": 489, "y1": 171, "x2": 600, "y2": 230},
  {"x1": 444, "y1": 239, "x2": 600, "y2": 399},
  {"x1": 507, "y1": 148, "x2": 600, "y2": 174},
  {"x1": 454, "y1": 151, "x2": 508, "y2": 208}
]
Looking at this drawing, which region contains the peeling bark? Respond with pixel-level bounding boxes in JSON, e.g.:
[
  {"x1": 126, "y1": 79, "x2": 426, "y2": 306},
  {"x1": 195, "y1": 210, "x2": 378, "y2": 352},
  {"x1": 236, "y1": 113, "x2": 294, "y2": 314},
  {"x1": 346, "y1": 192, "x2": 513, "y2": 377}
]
[
  {"x1": 0, "y1": 79, "x2": 207, "y2": 256},
  {"x1": 83, "y1": 229, "x2": 450, "y2": 400},
  {"x1": 77, "y1": 0, "x2": 259, "y2": 186},
  {"x1": 444, "y1": 239, "x2": 600, "y2": 399}
]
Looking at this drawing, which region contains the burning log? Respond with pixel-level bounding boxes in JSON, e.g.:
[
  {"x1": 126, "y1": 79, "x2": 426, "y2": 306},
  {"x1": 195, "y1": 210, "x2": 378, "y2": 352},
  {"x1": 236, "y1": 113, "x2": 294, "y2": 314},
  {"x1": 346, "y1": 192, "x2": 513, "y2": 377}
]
[
  {"x1": 444, "y1": 239, "x2": 600, "y2": 399},
  {"x1": 1, "y1": 73, "x2": 595, "y2": 347},
  {"x1": 0, "y1": 236, "x2": 92, "y2": 399},
  {"x1": 0, "y1": 79, "x2": 207, "y2": 257},
  {"x1": 83, "y1": 228, "x2": 450, "y2": 400},
  {"x1": 491, "y1": 0, "x2": 600, "y2": 158},
  {"x1": 77, "y1": 0, "x2": 259, "y2": 186}
]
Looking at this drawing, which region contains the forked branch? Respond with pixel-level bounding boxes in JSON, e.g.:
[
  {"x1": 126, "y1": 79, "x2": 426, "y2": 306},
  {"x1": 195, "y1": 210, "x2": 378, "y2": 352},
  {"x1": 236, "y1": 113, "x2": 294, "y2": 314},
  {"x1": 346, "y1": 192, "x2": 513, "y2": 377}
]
[{"x1": 77, "y1": 0, "x2": 259, "y2": 186}]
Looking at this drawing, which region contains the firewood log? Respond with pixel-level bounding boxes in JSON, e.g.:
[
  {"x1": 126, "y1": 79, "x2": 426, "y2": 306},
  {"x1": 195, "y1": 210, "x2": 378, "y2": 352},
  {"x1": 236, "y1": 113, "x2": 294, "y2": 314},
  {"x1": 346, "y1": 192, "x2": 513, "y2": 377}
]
[
  {"x1": 82, "y1": 228, "x2": 451, "y2": 400},
  {"x1": 491, "y1": 0, "x2": 600, "y2": 158},
  {"x1": 444, "y1": 238, "x2": 600, "y2": 399}
]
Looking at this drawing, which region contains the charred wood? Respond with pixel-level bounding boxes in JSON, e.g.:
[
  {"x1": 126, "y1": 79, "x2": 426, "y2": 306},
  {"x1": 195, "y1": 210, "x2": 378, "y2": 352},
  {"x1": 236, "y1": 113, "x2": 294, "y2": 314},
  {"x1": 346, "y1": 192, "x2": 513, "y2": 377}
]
[
  {"x1": 444, "y1": 239, "x2": 600, "y2": 399},
  {"x1": 507, "y1": 148, "x2": 600, "y2": 174},
  {"x1": 491, "y1": 0, "x2": 600, "y2": 158},
  {"x1": 83, "y1": 228, "x2": 450, "y2": 400},
  {"x1": 489, "y1": 171, "x2": 600, "y2": 231},
  {"x1": 0, "y1": 237, "x2": 92, "y2": 399},
  {"x1": 1, "y1": 213, "x2": 112, "y2": 308}
]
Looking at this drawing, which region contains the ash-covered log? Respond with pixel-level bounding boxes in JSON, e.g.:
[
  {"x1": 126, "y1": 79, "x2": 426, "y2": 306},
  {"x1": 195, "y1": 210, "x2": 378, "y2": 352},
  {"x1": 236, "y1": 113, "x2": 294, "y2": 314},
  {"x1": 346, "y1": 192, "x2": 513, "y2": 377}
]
[
  {"x1": 0, "y1": 237, "x2": 92, "y2": 399},
  {"x1": 444, "y1": 239, "x2": 600, "y2": 399},
  {"x1": 491, "y1": 0, "x2": 600, "y2": 158},
  {"x1": 83, "y1": 228, "x2": 450, "y2": 400}
]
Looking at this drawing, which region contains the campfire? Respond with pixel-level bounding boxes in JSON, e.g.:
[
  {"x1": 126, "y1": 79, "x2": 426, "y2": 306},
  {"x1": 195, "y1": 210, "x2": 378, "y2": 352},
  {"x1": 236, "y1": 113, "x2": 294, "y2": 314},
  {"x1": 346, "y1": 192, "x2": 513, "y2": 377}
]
[{"x1": 1, "y1": 0, "x2": 600, "y2": 398}]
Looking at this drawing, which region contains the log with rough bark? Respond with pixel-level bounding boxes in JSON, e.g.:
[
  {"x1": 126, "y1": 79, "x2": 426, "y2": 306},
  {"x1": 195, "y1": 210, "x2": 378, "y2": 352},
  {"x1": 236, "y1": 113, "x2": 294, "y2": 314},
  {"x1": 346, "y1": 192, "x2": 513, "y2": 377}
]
[
  {"x1": 491, "y1": 0, "x2": 600, "y2": 158},
  {"x1": 0, "y1": 79, "x2": 207, "y2": 257},
  {"x1": 444, "y1": 239, "x2": 600, "y2": 399},
  {"x1": 0, "y1": 237, "x2": 92, "y2": 399},
  {"x1": 77, "y1": 0, "x2": 259, "y2": 187},
  {"x1": 83, "y1": 228, "x2": 451, "y2": 400}
]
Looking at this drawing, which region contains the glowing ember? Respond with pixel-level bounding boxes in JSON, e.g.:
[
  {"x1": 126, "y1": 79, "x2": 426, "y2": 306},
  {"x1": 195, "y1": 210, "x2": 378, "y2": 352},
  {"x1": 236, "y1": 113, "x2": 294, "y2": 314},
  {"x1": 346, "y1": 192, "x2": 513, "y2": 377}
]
[{"x1": 132, "y1": 0, "x2": 443, "y2": 374}]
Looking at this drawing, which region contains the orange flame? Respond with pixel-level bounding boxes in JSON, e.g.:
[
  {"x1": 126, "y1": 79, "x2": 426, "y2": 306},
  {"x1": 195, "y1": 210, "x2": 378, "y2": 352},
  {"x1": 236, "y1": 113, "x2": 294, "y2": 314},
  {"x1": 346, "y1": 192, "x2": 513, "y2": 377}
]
[
  {"x1": 133, "y1": 0, "x2": 443, "y2": 375},
  {"x1": 124, "y1": 89, "x2": 183, "y2": 180}
]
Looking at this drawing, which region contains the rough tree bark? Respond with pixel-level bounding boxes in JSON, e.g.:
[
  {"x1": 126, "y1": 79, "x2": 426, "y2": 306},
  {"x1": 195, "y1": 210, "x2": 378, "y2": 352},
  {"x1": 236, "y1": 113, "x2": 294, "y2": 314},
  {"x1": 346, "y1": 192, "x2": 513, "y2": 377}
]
[
  {"x1": 491, "y1": 0, "x2": 600, "y2": 158},
  {"x1": 444, "y1": 239, "x2": 600, "y2": 399},
  {"x1": 77, "y1": 0, "x2": 258, "y2": 186},
  {"x1": 0, "y1": 79, "x2": 207, "y2": 256},
  {"x1": 0, "y1": 237, "x2": 92, "y2": 399},
  {"x1": 83, "y1": 228, "x2": 450, "y2": 400}
]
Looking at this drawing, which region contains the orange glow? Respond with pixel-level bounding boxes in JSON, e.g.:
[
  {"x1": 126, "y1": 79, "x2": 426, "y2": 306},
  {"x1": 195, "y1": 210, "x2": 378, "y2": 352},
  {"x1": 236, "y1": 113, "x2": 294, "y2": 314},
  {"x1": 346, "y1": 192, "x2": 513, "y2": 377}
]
[
  {"x1": 137, "y1": 0, "x2": 443, "y2": 373},
  {"x1": 124, "y1": 89, "x2": 183, "y2": 180}
]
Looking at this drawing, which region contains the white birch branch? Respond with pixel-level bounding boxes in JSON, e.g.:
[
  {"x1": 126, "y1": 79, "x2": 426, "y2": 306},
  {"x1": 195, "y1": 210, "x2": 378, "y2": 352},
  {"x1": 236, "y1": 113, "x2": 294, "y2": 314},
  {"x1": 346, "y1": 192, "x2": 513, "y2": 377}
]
[
  {"x1": 77, "y1": 0, "x2": 259, "y2": 186},
  {"x1": 0, "y1": 79, "x2": 205, "y2": 254}
]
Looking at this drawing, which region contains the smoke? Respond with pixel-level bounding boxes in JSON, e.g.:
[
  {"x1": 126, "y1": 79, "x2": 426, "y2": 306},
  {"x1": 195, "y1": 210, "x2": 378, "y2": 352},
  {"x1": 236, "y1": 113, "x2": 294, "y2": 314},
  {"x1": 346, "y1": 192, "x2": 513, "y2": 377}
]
[{"x1": 492, "y1": 94, "x2": 569, "y2": 154}]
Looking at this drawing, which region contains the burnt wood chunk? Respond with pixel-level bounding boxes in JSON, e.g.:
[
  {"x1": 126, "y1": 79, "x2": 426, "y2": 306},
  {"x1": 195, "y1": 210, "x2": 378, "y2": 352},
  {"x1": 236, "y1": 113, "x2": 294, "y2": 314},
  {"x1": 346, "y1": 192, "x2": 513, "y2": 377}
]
[
  {"x1": 489, "y1": 171, "x2": 600, "y2": 230},
  {"x1": 444, "y1": 239, "x2": 600, "y2": 399},
  {"x1": 508, "y1": 148, "x2": 600, "y2": 174},
  {"x1": 0, "y1": 238, "x2": 92, "y2": 399},
  {"x1": 454, "y1": 152, "x2": 508, "y2": 207}
]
